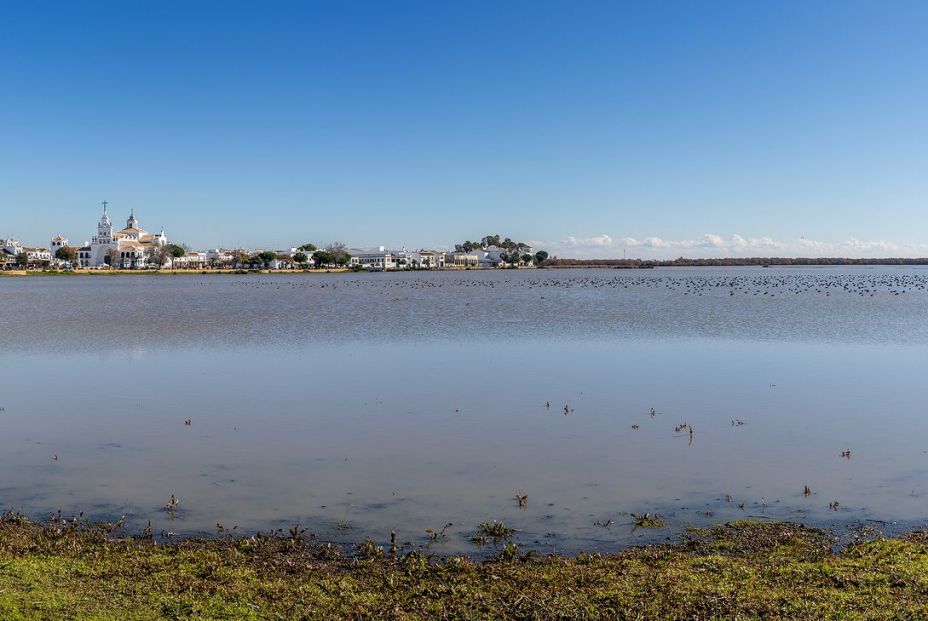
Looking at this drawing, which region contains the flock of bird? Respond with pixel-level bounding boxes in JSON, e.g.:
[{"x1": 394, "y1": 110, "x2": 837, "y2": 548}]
[{"x1": 228, "y1": 271, "x2": 928, "y2": 298}]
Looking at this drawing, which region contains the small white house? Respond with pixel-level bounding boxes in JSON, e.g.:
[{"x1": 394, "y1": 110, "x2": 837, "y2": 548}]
[
  {"x1": 411, "y1": 250, "x2": 445, "y2": 269},
  {"x1": 171, "y1": 252, "x2": 209, "y2": 269},
  {"x1": 444, "y1": 252, "x2": 480, "y2": 267},
  {"x1": 206, "y1": 248, "x2": 235, "y2": 267}
]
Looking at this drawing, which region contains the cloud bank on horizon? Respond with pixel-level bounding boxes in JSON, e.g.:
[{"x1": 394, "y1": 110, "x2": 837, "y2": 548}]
[{"x1": 533, "y1": 234, "x2": 928, "y2": 260}]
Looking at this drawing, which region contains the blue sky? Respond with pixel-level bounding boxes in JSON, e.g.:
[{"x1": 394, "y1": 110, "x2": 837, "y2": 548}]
[{"x1": 1, "y1": 1, "x2": 926, "y2": 258}]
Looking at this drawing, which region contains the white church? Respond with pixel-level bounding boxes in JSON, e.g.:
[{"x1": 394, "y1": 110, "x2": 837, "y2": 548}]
[{"x1": 76, "y1": 202, "x2": 169, "y2": 268}]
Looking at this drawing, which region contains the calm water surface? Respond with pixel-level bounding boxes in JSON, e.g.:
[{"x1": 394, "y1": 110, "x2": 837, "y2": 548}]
[{"x1": 2, "y1": 267, "x2": 928, "y2": 554}]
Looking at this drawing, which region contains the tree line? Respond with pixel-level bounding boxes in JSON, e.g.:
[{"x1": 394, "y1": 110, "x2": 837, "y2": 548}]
[{"x1": 234, "y1": 243, "x2": 352, "y2": 269}]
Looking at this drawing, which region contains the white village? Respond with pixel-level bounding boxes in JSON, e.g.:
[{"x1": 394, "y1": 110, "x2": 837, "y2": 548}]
[{"x1": 2, "y1": 202, "x2": 545, "y2": 272}]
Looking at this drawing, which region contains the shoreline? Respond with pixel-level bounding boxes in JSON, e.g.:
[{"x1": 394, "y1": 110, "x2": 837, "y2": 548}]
[
  {"x1": 0, "y1": 268, "x2": 353, "y2": 277},
  {"x1": 12, "y1": 267, "x2": 518, "y2": 276},
  {"x1": 2, "y1": 515, "x2": 927, "y2": 618},
  {"x1": 4, "y1": 262, "x2": 927, "y2": 277},
  {"x1": 0, "y1": 267, "x2": 510, "y2": 277}
]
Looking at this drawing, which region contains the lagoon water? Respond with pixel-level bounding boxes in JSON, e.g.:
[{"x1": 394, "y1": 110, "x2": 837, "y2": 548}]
[{"x1": 3, "y1": 267, "x2": 928, "y2": 554}]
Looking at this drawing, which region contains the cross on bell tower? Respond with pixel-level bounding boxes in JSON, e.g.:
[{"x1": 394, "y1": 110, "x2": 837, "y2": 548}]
[{"x1": 97, "y1": 200, "x2": 113, "y2": 241}]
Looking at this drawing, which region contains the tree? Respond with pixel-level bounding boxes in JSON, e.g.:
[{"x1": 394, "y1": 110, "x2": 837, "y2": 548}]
[
  {"x1": 104, "y1": 248, "x2": 119, "y2": 267},
  {"x1": 326, "y1": 242, "x2": 351, "y2": 266},
  {"x1": 501, "y1": 252, "x2": 521, "y2": 266},
  {"x1": 312, "y1": 250, "x2": 334, "y2": 268},
  {"x1": 55, "y1": 246, "x2": 77, "y2": 263},
  {"x1": 146, "y1": 245, "x2": 172, "y2": 268},
  {"x1": 293, "y1": 252, "x2": 308, "y2": 267},
  {"x1": 15, "y1": 251, "x2": 28, "y2": 267},
  {"x1": 257, "y1": 251, "x2": 277, "y2": 268},
  {"x1": 298, "y1": 243, "x2": 317, "y2": 252},
  {"x1": 521, "y1": 253, "x2": 533, "y2": 265},
  {"x1": 168, "y1": 244, "x2": 186, "y2": 258},
  {"x1": 534, "y1": 250, "x2": 549, "y2": 265},
  {"x1": 232, "y1": 249, "x2": 250, "y2": 268}
]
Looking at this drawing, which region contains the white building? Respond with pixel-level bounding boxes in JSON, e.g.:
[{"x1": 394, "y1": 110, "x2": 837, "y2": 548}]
[
  {"x1": 28, "y1": 248, "x2": 52, "y2": 264},
  {"x1": 49, "y1": 235, "x2": 69, "y2": 258},
  {"x1": 444, "y1": 251, "x2": 480, "y2": 268},
  {"x1": 410, "y1": 250, "x2": 445, "y2": 269},
  {"x1": 206, "y1": 248, "x2": 235, "y2": 267},
  {"x1": 2, "y1": 237, "x2": 23, "y2": 260},
  {"x1": 350, "y1": 247, "x2": 414, "y2": 271},
  {"x1": 1, "y1": 237, "x2": 51, "y2": 266},
  {"x1": 476, "y1": 245, "x2": 535, "y2": 267},
  {"x1": 170, "y1": 252, "x2": 209, "y2": 269},
  {"x1": 77, "y1": 203, "x2": 169, "y2": 268},
  {"x1": 348, "y1": 247, "x2": 445, "y2": 271}
]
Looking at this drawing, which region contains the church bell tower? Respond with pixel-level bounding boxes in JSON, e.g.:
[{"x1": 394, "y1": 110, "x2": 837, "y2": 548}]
[{"x1": 95, "y1": 201, "x2": 113, "y2": 243}]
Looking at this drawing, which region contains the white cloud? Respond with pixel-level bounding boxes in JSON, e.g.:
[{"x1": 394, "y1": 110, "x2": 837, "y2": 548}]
[
  {"x1": 535, "y1": 233, "x2": 925, "y2": 260},
  {"x1": 563, "y1": 234, "x2": 614, "y2": 248}
]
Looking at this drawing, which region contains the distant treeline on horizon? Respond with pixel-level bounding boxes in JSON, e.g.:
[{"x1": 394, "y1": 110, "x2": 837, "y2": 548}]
[{"x1": 546, "y1": 257, "x2": 928, "y2": 267}]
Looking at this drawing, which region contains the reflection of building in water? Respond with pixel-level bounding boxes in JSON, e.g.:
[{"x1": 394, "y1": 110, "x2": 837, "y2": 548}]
[{"x1": 77, "y1": 202, "x2": 168, "y2": 268}]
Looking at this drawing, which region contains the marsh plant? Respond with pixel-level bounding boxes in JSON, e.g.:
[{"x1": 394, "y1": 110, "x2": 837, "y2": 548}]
[
  {"x1": 425, "y1": 522, "x2": 453, "y2": 542},
  {"x1": 356, "y1": 538, "x2": 384, "y2": 559},
  {"x1": 631, "y1": 513, "x2": 666, "y2": 529},
  {"x1": 164, "y1": 495, "x2": 179, "y2": 519},
  {"x1": 472, "y1": 520, "x2": 516, "y2": 545},
  {"x1": 500, "y1": 540, "x2": 520, "y2": 561}
]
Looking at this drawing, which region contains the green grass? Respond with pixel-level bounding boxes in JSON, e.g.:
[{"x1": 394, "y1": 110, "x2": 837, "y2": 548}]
[{"x1": 2, "y1": 517, "x2": 928, "y2": 619}]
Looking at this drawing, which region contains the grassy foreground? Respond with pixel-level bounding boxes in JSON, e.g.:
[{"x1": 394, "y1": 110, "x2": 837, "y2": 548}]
[{"x1": 2, "y1": 516, "x2": 928, "y2": 620}]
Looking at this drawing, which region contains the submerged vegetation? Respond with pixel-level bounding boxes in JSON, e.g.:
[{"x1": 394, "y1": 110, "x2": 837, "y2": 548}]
[
  {"x1": 3, "y1": 515, "x2": 928, "y2": 619},
  {"x1": 470, "y1": 520, "x2": 517, "y2": 546},
  {"x1": 630, "y1": 512, "x2": 666, "y2": 529}
]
